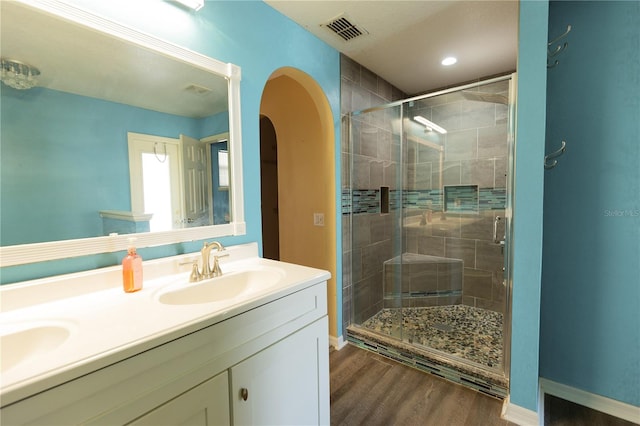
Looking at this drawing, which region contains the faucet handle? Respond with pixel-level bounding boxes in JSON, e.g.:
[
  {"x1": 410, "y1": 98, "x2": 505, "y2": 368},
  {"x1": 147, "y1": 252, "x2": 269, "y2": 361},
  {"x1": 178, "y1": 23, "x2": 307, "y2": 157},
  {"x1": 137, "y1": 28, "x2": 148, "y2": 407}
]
[
  {"x1": 179, "y1": 260, "x2": 202, "y2": 282},
  {"x1": 212, "y1": 253, "x2": 230, "y2": 277},
  {"x1": 190, "y1": 262, "x2": 202, "y2": 282}
]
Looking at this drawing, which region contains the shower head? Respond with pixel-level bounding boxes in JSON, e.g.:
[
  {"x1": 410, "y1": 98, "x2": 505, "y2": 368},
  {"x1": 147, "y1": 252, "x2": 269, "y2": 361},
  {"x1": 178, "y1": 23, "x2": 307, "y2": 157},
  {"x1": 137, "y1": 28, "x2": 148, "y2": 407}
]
[{"x1": 461, "y1": 91, "x2": 508, "y2": 105}]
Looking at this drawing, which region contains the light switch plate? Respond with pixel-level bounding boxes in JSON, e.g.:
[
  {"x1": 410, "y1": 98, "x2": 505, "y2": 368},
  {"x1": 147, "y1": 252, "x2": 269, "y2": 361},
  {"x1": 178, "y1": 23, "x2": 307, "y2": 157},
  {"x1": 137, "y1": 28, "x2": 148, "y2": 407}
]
[{"x1": 313, "y1": 213, "x2": 324, "y2": 226}]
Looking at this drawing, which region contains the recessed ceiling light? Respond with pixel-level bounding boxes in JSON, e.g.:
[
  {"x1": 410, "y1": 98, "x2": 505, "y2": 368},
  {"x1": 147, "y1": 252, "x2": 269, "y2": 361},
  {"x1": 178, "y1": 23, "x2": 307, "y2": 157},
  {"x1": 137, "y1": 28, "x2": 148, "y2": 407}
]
[{"x1": 441, "y1": 56, "x2": 457, "y2": 66}]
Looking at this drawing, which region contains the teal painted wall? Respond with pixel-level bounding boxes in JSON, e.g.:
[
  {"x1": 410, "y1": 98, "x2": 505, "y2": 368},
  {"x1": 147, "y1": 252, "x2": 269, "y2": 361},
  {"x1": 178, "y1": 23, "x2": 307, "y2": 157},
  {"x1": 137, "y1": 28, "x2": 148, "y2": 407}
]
[
  {"x1": 1, "y1": 0, "x2": 342, "y2": 337},
  {"x1": 541, "y1": 1, "x2": 640, "y2": 406},
  {"x1": 509, "y1": 0, "x2": 549, "y2": 412}
]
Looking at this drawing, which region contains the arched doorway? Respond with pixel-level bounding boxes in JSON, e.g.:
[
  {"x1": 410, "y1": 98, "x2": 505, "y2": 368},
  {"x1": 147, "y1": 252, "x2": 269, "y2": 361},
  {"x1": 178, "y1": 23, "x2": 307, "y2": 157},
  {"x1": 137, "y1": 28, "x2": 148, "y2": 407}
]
[
  {"x1": 260, "y1": 115, "x2": 279, "y2": 260},
  {"x1": 259, "y1": 67, "x2": 338, "y2": 338}
]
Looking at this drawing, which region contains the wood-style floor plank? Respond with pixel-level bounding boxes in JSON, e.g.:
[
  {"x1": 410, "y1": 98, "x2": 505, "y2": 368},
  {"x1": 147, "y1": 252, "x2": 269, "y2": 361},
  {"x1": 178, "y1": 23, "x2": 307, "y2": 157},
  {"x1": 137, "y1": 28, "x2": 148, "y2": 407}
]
[
  {"x1": 544, "y1": 394, "x2": 639, "y2": 426},
  {"x1": 330, "y1": 344, "x2": 515, "y2": 426},
  {"x1": 329, "y1": 344, "x2": 638, "y2": 426},
  {"x1": 331, "y1": 351, "x2": 394, "y2": 424}
]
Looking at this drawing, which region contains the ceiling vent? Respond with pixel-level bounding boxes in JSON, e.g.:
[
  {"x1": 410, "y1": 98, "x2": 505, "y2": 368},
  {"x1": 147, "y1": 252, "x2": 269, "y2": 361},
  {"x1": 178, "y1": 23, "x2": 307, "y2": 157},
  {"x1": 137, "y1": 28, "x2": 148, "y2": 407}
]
[{"x1": 323, "y1": 14, "x2": 368, "y2": 42}]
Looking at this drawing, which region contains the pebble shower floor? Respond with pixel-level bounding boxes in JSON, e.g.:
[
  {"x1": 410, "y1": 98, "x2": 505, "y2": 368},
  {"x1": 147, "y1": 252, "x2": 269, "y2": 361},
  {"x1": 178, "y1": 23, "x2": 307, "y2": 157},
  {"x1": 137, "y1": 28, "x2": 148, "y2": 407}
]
[{"x1": 360, "y1": 305, "x2": 503, "y2": 369}]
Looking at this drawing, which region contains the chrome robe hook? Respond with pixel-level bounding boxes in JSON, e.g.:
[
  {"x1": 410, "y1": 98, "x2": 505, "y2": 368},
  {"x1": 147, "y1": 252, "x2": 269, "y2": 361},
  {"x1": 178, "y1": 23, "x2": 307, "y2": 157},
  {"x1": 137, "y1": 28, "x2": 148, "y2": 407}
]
[{"x1": 544, "y1": 140, "x2": 566, "y2": 170}]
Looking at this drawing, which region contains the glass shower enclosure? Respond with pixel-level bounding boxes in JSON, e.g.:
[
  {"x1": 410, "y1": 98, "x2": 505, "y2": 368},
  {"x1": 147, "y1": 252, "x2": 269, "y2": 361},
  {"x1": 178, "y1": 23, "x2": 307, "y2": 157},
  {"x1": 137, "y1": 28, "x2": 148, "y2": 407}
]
[{"x1": 347, "y1": 75, "x2": 515, "y2": 397}]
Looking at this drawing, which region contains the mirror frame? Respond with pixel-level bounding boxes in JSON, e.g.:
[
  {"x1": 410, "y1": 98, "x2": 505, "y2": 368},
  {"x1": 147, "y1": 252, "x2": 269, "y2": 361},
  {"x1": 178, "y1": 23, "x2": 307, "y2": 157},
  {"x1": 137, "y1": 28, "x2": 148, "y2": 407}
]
[{"x1": 0, "y1": 0, "x2": 245, "y2": 267}]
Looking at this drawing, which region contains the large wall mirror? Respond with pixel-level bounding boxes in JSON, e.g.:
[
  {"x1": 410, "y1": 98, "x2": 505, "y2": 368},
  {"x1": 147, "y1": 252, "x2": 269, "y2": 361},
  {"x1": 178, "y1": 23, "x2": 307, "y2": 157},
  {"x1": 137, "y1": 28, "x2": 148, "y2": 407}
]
[{"x1": 0, "y1": 0, "x2": 245, "y2": 268}]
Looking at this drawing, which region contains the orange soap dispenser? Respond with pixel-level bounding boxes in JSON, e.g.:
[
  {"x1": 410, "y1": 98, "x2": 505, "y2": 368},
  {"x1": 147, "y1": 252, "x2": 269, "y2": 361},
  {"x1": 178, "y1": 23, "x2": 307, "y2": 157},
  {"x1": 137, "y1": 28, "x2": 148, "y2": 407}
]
[{"x1": 122, "y1": 237, "x2": 143, "y2": 293}]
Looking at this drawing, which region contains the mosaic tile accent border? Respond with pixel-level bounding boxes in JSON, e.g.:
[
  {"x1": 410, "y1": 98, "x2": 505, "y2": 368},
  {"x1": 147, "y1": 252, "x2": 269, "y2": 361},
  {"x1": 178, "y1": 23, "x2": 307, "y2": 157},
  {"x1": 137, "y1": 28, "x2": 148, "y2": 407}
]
[
  {"x1": 479, "y1": 188, "x2": 507, "y2": 210},
  {"x1": 342, "y1": 188, "x2": 506, "y2": 215},
  {"x1": 403, "y1": 189, "x2": 443, "y2": 211},
  {"x1": 384, "y1": 290, "x2": 462, "y2": 299},
  {"x1": 341, "y1": 189, "x2": 352, "y2": 214},
  {"x1": 445, "y1": 185, "x2": 479, "y2": 213},
  {"x1": 351, "y1": 189, "x2": 378, "y2": 214},
  {"x1": 346, "y1": 327, "x2": 508, "y2": 399}
]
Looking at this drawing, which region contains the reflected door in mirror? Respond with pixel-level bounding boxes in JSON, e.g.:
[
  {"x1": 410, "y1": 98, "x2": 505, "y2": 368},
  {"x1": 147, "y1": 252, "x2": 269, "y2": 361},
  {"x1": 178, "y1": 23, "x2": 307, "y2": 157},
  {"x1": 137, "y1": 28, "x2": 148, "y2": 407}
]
[
  {"x1": 128, "y1": 133, "x2": 182, "y2": 232},
  {"x1": 181, "y1": 134, "x2": 211, "y2": 228}
]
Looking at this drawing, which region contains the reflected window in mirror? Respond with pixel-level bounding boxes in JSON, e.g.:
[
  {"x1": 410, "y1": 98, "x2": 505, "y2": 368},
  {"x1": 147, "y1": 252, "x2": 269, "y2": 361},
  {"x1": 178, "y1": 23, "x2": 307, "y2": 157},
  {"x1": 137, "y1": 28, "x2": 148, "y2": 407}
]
[
  {"x1": 141, "y1": 153, "x2": 173, "y2": 232},
  {"x1": 218, "y1": 150, "x2": 229, "y2": 189},
  {"x1": 204, "y1": 134, "x2": 231, "y2": 225},
  {"x1": 129, "y1": 133, "x2": 183, "y2": 232}
]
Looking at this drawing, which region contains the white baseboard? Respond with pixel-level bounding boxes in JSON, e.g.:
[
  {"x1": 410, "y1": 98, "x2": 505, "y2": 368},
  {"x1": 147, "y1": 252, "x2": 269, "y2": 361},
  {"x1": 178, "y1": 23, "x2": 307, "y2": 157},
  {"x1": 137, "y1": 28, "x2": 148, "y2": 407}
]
[
  {"x1": 540, "y1": 378, "x2": 640, "y2": 424},
  {"x1": 501, "y1": 396, "x2": 540, "y2": 426},
  {"x1": 329, "y1": 335, "x2": 347, "y2": 350}
]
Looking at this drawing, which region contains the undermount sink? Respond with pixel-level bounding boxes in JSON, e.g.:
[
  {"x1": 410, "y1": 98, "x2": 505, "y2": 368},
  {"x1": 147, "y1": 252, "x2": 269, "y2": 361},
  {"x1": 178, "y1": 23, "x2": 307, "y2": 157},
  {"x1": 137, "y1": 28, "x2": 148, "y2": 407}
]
[
  {"x1": 0, "y1": 324, "x2": 72, "y2": 373},
  {"x1": 158, "y1": 269, "x2": 285, "y2": 305}
]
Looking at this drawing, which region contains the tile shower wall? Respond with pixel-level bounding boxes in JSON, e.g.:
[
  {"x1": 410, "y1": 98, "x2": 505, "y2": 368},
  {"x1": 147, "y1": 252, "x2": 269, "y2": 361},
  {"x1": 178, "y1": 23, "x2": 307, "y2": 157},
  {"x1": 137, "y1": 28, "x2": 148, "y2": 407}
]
[
  {"x1": 342, "y1": 54, "x2": 510, "y2": 329},
  {"x1": 341, "y1": 55, "x2": 406, "y2": 329},
  {"x1": 404, "y1": 81, "x2": 509, "y2": 314}
]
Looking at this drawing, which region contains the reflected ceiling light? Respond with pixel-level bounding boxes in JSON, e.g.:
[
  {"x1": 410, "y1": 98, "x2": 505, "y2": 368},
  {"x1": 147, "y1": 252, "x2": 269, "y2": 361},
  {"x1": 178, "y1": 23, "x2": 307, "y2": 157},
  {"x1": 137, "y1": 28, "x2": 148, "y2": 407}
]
[
  {"x1": 414, "y1": 116, "x2": 447, "y2": 134},
  {"x1": 173, "y1": 0, "x2": 204, "y2": 11},
  {"x1": 1, "y1": 58, "x2": 40, "y2": 90},
  {"x1": 441, "y1": 56, "x2": 457, "y2": 66}
]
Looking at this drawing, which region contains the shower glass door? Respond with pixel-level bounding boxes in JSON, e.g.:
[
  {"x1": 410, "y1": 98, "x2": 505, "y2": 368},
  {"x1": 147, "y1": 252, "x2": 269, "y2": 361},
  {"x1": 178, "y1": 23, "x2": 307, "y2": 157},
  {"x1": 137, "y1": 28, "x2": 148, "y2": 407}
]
[
  {"x1": 350, "y1": 103, "x2": 405, "y2": 341},
  {"x1": 348, "y1": 75, "x2": 513, "y2": 384},
  {"x1": 400, "y1": 78, "x2": 511, "y2": 371}
]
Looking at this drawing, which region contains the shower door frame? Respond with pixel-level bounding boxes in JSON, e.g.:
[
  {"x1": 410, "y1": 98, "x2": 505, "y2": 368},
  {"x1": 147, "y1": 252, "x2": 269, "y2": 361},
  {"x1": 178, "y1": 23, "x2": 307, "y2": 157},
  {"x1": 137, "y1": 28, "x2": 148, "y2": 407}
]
[
  {"x1": 348, "y1": 73, "x2": 516, "y2": 381},
  {"x1": 503, "y1": 72, "x2": 517, "y2": 383}
]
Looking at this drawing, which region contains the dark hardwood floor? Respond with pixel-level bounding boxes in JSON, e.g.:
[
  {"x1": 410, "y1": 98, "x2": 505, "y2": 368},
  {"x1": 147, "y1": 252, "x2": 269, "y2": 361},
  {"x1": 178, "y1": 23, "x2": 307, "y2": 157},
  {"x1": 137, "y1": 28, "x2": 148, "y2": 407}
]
[
  {"x1": 330, "y1": 344, "x2": 515, "y2": 426},
  {"x1": 544, "y1": 394, "x2": 639, "y2": 426},
  {"x1": 329, "y1": 344, "x2": 639, "y2": 426}
]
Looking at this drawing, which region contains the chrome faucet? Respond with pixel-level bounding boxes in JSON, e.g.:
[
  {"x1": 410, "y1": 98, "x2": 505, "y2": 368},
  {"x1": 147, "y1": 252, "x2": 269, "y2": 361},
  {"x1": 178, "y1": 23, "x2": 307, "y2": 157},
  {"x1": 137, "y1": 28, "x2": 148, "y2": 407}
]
[{"x1": 200, "y1": 241, "x2": 226, "y2": 279}]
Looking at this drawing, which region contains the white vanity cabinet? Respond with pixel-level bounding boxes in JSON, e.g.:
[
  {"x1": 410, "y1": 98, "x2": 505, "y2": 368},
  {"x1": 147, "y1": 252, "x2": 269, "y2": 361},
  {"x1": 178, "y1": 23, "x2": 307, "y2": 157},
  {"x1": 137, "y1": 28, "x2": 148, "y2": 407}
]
[
  {"x1": 231, "y1": 318, "x2": 327, "y2": 425},
  {"x1": 0, "y1": 280, "x2": 329, "y2": 426}
]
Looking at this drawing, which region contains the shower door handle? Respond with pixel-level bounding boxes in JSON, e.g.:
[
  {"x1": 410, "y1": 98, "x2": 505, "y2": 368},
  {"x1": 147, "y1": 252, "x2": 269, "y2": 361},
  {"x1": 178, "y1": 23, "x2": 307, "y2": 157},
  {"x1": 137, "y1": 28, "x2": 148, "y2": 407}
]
[{"x1": 493, "y1": 216, "x2": 504, "y2": 244}]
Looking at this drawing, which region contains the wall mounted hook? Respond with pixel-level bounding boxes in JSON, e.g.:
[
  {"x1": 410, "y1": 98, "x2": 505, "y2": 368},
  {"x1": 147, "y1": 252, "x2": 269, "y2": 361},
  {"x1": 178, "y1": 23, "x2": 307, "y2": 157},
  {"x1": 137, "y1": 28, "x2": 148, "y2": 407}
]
[
  {"x1": 545, "y1": 140, "x2": 566, "y2": 170},
  {"x1": 547, "y1": 25, "x2": 571, "y2": 69},
  {"x1": 548, "y1": 25, "x2": 572, "y2": 47}
]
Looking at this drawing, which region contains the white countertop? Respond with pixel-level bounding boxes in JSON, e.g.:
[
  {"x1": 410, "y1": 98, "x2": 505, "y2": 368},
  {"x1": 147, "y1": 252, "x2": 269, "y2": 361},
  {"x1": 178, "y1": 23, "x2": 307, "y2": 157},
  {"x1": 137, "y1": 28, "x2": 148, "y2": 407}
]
[{"x1": 0, "y1": 243, "x2": 330, "y2": 406}]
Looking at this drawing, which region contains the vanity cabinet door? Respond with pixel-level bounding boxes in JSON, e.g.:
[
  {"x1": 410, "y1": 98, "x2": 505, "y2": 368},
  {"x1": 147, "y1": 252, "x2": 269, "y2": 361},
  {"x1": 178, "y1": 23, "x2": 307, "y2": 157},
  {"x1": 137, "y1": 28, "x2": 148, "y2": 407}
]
[
  {"x1": 231, "y1": 317, "x2": 329, "y2": 426},
  {"x1": 129, "y1": 371, "x2": 230, "y2": 426}
]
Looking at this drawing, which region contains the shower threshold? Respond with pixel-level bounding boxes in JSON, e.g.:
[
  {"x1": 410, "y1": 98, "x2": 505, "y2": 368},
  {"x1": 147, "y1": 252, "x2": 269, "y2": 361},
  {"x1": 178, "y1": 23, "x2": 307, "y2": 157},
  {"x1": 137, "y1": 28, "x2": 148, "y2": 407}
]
[{"x1": 346, "y1": 305, "x2": 509, "y2": 399}]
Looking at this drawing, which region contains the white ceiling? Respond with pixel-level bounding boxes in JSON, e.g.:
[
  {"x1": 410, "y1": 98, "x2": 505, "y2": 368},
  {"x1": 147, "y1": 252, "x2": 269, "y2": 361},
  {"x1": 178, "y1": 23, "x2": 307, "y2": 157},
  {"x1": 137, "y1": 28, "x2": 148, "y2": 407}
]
[
  {"x1": 2, "y1": 2, "x2": 518, "y2": 113},
  {"x1": 0, "y1": 1, "x2": 228, "y2": 118},
  {"x1": 265, "y1": 0, "x2": 519, "y2": 95}
]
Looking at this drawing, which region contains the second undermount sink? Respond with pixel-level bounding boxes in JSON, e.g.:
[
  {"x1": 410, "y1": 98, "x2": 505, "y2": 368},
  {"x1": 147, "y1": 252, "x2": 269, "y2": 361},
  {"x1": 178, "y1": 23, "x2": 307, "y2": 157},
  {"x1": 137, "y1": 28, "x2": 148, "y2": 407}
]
[
  {"x1": 158, "y1": 268, "x2": 285, "y2": 305},
  {"x1": 0, "y1": 323, "x2": 72, "y2": 374}
]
